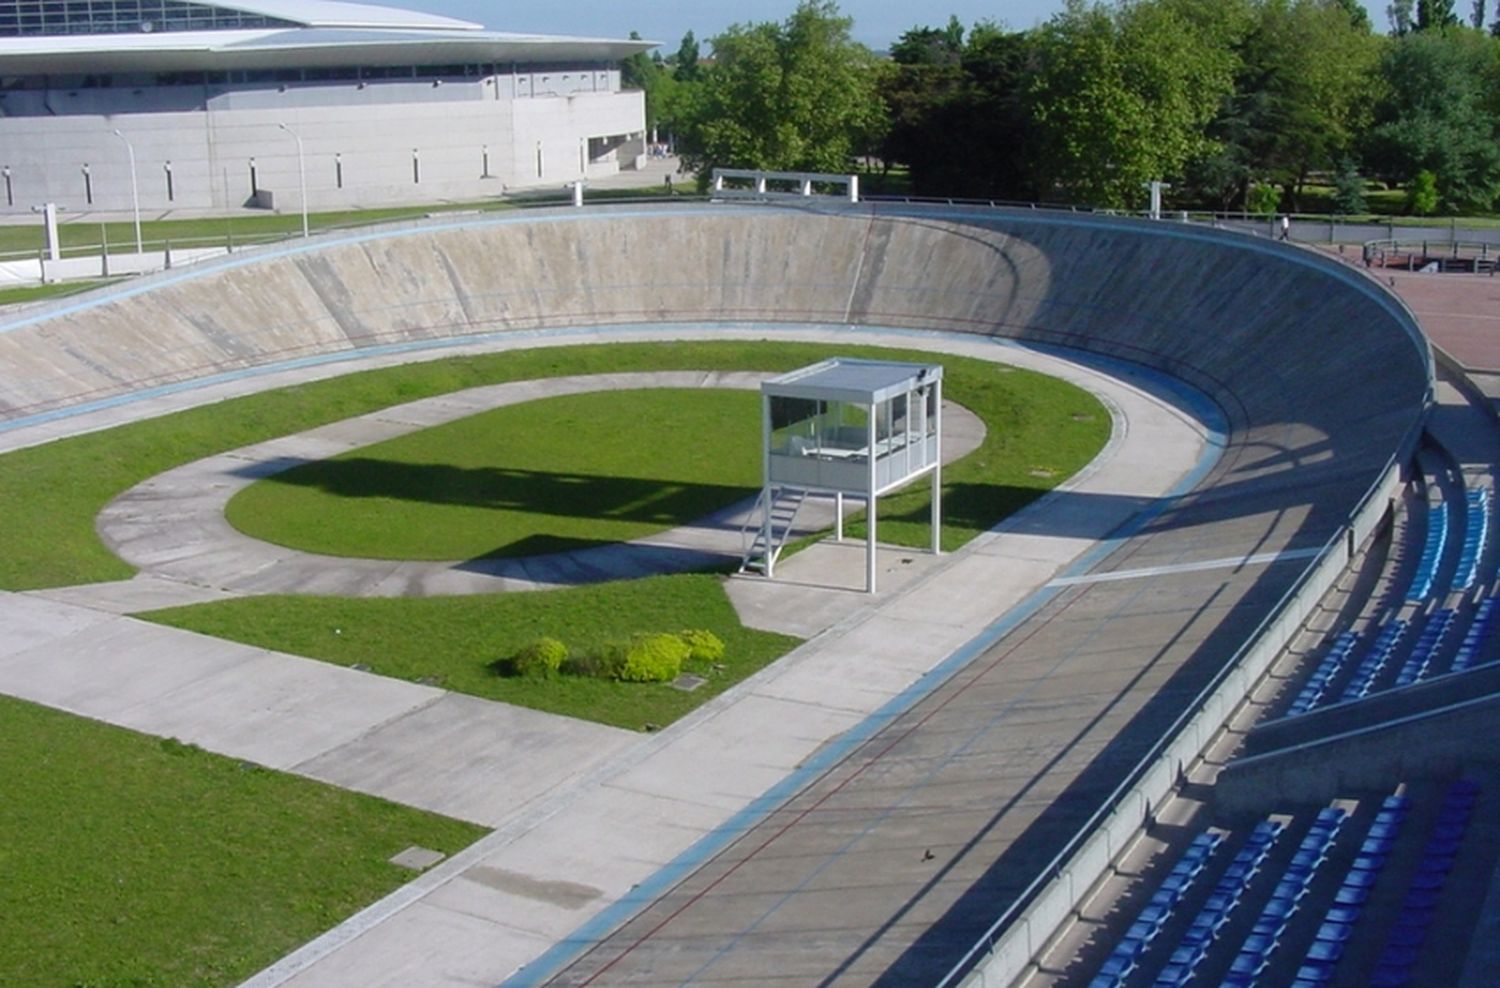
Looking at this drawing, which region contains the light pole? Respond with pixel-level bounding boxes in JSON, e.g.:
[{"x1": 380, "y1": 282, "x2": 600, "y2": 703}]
[
  {"x1": 110, "y1": 128, "x2": 143, "y2": 256},
  {"x1": 277, "y1": 122, "x2": 309, "y2": 238}
]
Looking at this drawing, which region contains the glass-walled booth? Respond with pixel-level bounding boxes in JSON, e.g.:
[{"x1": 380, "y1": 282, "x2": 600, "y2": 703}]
[{"x1": 749, "y1": 358, "x2": 944, "y2": 593}]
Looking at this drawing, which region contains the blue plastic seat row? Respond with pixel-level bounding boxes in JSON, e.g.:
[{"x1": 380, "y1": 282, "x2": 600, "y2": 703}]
[
  {"x1": 1394, "y1": 609, "x2": 1455, "y2": 687},
  {"x1": 1340, "y1": 620, "x2": 1409, "y2": 703},
  {"x1": 1451, "y1": 595, "x2": 1499, "y2": 672},
  {"x1": 1150, "y1": 820, "x2": 1283, "y2": 987},
  {"x1": 1452, "y1": 488, "x2": 1489, "y2": 592},
  {"x1": 1086, "y1": 829, "x2": 1226, "y2": 988},
  {"x1": 1369, "y1": 780, "x2": 1480, "y2": 987},
  {"x1": 1408, "y1": 498, "x2": 1449, "y2": 602},
  {"x1": 1288, "y1": 630, "x2": 1359, "y2": 716},
  {"x1": 1295, "y1": 796, "x2": 1409, "y2": 986},
  {"x1": 1221, "y1": 808, "x2": 1347, "y2": 987}
]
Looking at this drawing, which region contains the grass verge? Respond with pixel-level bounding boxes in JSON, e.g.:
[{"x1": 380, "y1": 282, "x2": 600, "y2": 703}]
[
  {"x1": 0, "y1": 693, "x2": 486, "y2": 987},
  {"x1": 143, "y1": 574, "x2": 800, "y2": 731}
]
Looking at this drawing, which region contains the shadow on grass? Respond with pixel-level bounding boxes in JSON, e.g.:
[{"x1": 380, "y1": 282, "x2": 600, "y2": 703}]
[{"x1": 236, "y1": 456, "x2": 759, "y2": 527}]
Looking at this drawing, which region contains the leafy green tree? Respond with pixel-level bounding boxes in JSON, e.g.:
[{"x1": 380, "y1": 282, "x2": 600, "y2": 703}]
[
  {"x1": 1209, "y1": 0, "x2": 1381, "y2": 210},
  {"x1": 879, "y1": 20, "x2": 1038, "y2": 198},
  {"x1": 1025, "y1": 0, "x2": 1238, "y2": 209},
  {"x1": 675, "y1": 31, "x2": 702, "y2": 81},
  {"x1": 1417, "y1": 0, "x2": 1460, "y2": 28},
  {"x1": 1334, "y1": 0, "x2": 1374, "y2": 30},
  {"x1": 1473, "y1": 0, "x2": 1489, "y2": 30},
  {"x1": 889, "y1": 15, "x2": 966, "y2": 64},
  {"x1": 676, "y1": 1, "x2": 886, "y2": 183},
  {"x1": 1364, "y1": 27, "x2": 1500, "y2": 210}
]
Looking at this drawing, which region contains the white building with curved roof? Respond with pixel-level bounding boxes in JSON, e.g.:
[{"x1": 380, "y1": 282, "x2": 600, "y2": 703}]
[{"x1": 0, "y1": 0, "x2": 653, "y2": 212}]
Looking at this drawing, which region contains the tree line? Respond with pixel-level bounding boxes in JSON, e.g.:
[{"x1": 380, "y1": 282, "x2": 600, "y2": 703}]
[{"x1": 623, "y1": 0, "x2": 1500, "y2": 214}]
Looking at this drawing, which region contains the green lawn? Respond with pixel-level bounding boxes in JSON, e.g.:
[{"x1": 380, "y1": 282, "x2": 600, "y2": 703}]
[
  {"x1": 0, "y1": 201, "x2": 517, "y2": 259},
  {"x1": 0, "y1": 278, "x2": 125, "y2": 307},
  {"x1": 0, "y1": 694, "x2": 486, "y2": 988},
  {"x1": 144, "y1": 574, "x2": 799, "y2": 731},
  {"x1": 0, "y1": 340, "x2": 1108, "y2": 591},
  {"x1": 228, "y1": 388, "x2": 763, "y2": 560}
]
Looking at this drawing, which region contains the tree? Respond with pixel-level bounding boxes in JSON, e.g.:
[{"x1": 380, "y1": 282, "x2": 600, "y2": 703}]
[
  {"x1": 1332, "y1": 156, "x2": 1369, "y2": 212},
  {"x1": 1333, "y1": 0, "x2": 1374, "y2": 30},
  {"x1": 675, "y1": 1, "x2": 886, "y2": 183},
  {"x1": 1417, "y1": 0, "x2": 1460, "y2": 28},
  {"x1": 1364, "y1": 27, "x2": 1500, "y2": 211},
  {"x1": 879, "y1": 21, "x2": 1037, "y2": 198},
  {"x1": 889, "y1": 16, "x2": 965, "y2": 65},
  {"x1": 1025, "y1": 0, "x2": 1239, "y2": 209},
  {"x1": 674, "y1": 31, "x2": 702, "y2": 82},
  {"x1": 1209, "y1": 0, "x2": 1381, "y2": 210},
  {"x1": 1389, "y1": 0, "x2": 1415, "y2": 33},
  {"x1": 1473, "y1": 0, "x2": 1489, "y2": 30}
]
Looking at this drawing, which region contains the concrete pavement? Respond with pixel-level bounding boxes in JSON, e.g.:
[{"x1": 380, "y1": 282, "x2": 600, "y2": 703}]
[{"x1": 0, "y1": 324, "x2": 1217, "y2": 986}]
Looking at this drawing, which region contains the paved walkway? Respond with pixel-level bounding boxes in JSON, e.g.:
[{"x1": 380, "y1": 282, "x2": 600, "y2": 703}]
[
  {"x1": 0, "y1": 326, "x2": 1216, "y2": 987},
  {"x1": 85, "y1": 371, "x2": 984, "y2": 603}
]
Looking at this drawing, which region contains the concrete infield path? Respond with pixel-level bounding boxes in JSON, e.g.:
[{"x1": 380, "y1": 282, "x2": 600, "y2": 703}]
[{"x1": 0, "y1": 326, "x2": 1217, "y2": 988}]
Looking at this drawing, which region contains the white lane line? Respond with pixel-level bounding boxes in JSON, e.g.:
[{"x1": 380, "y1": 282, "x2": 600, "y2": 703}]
[{"x1": 1047, "y1": 546, "x2": 1325, "y2": 587}]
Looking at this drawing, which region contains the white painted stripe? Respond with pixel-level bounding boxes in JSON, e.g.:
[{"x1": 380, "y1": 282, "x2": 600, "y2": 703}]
[{"x1": 1048, "y1": 546, "x2": 1325, "y2": 587}]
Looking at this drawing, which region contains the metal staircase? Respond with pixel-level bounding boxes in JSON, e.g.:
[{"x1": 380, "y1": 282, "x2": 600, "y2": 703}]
[{"x1": 739, "y1": 486, "x2": 807, "y2": 576}]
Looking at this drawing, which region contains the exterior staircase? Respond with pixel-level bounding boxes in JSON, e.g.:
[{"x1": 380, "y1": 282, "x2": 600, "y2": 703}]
[{"x1": 739, "y1": 486, "x2": 807, "y2": 576}]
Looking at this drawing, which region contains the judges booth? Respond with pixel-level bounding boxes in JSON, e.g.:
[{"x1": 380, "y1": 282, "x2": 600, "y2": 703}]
[{"x1": 744, "y1": 357, "x2": 943, "y2": 593}]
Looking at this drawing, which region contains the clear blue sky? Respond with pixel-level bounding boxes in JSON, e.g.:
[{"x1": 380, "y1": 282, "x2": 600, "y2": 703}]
[{"x1": 400, "y1": 0, "x2": 1391, "y2": 50}]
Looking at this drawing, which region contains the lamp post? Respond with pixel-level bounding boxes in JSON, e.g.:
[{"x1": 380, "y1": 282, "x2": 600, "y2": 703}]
[
  {"x1": 277, "y1": 122, "x2": 309, "y2": 238},
  {"x1": 110, "y1": 128, "x2": 143, "y2": 256}
]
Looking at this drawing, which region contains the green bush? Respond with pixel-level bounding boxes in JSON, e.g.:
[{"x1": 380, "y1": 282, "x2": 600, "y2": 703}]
[
  {"x1": 611, "y1": 633, "x2": 689, "y2": 683},
  {"x1": 1406, "y1": 169, "x2": 1439, "y2": 216},
  {"x1": 679, "y1": 629, "x2": 726, "y2": 664},
  {"x1": 506, "y1": 636, "x2": 567, "y2": 678},
  {"x1": 1247, "y1": 183, "x2": 1281, "y2": 216}
]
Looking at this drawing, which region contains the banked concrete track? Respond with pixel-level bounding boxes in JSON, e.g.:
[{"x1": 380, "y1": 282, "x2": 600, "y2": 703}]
[{"x1": 0, "y1": 204, "x2": 1433, "y2": 986}]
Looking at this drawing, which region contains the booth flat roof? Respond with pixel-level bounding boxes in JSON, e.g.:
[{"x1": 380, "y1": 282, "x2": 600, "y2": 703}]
[{"x1": 763, "y1": 358, "x2": 942, "y2": 404}]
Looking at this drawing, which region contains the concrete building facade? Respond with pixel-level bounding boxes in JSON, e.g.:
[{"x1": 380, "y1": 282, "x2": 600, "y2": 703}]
[{"x1": 0, "y1": 0, "x2": 652, "y2": 213}]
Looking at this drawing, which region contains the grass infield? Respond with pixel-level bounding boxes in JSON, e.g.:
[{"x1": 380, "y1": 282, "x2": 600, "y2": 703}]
[
  {"x1": 226, "y1": 388, "x2": 764, "y2": 561},
  {"x1": 0, "y1": 339, "x2": 1107, "y2": 590},
  {"x1": 0, "y1": 693, "x2": 486, "y2": 988}
]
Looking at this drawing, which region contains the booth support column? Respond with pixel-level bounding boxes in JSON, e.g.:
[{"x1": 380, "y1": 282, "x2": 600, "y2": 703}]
[
  {"x1": 932, "y1": 378, "x2": 943, "y2": 555},
  {"x1": 867, "y1": 400, "x2": 878, "y2": 594},
  {"x1": 761, "y1": 393, "x2": 775, "y2": 579}
]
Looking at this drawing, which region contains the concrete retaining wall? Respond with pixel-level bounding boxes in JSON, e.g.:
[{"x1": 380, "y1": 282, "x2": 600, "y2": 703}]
[{"x1": 1216, "y1": 691, "x2": 1500, "y2": 814}]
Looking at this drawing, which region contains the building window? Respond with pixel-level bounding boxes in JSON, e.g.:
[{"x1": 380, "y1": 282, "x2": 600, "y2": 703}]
[{"x1": 0, "y1": 1, "x2": 299, "y2": 38}]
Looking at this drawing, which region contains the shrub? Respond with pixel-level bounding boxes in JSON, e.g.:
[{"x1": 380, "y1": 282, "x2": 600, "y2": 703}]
[
  {"x1": 679, "y1": 629, "x2": 725, "y2": 664},
  {"x1": 1246, "y1": 183, "x2": 1281, "y2": 216},
  {"x1": 509, "y1": 636, "x2": 567, "y2": 678},
  {"x1": 611, "y1": 633, "x2": 690, "y2": 683},
  {"x1": 1406, "y1": 169, "x2": 1439, "y2": 216}
]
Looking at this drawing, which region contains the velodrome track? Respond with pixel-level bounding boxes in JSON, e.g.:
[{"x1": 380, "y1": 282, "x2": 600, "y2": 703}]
[{"x1": 0, "y1": 203, "x2": 1434, "y2": 986}]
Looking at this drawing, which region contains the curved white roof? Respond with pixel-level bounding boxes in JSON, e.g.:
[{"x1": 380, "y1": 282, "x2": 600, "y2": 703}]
[
  {"x1": 187, "y1": 1, "x2": 480, "y2": 31},
  {"x1": 194, "y1": 1, "x2": 483, "y2": 32},
  {"x1": 0, "y1": 0, "x2": 655, "y2": 73}
]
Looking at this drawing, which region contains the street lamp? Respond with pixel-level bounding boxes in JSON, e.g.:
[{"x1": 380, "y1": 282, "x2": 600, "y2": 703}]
[
  {"x1": 110, "y1": 128, "x2": 143, "y2": 256},
  {"x1": 277, "y1": 122, "x2": 309, "y2": 238}
]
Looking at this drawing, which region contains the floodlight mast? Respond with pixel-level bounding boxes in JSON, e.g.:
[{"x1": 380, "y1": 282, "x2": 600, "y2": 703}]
[
  {"x1": 110, "y1": 129, "x2": 143, "y2": 257},
  {"x1": 277, "y1": 123, "x2": 310, "y2": 238}
]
